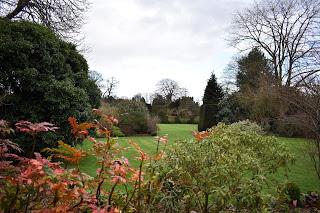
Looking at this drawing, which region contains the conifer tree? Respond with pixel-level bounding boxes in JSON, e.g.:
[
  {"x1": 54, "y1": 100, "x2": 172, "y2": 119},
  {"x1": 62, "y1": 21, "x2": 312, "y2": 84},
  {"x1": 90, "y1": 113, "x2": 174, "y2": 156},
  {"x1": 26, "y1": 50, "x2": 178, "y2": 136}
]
[
  {"x1": 236, "y1": 47, "x2": 271, "y2": 91},
  {"x1": 203, "y1": 72, "x2": 224, "y2": 105},
  {"x1": 199, "y1": 72, "x2": 224, "y2": 131}
]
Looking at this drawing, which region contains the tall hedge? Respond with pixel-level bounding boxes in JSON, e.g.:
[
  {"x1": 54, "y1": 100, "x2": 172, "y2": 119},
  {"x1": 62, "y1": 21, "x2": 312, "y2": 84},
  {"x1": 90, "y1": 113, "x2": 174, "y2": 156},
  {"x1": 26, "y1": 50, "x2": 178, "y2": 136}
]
[
  {"x1": 198, "y1": 104, "x2": 219, "y2": 131},
  {"x1": 0, "y1": 19, "x2": 101, "y2": 151}
]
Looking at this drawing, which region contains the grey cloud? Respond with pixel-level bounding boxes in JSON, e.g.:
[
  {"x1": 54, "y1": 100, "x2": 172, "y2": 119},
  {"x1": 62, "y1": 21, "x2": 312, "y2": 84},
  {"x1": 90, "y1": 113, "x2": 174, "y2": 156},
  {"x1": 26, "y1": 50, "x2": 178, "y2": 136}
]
[{"x1": 81, "y1": 0, "x2": 254, "y2": 98}]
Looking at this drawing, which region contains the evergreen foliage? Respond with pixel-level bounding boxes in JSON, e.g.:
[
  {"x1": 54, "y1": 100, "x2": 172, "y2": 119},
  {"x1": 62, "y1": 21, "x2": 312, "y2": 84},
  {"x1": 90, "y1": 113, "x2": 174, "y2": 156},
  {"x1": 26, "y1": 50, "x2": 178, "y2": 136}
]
[
  {"x1": 203, "y1": 72, "x2": 224, "y2": 105},
  {"x1": 199, "y1": 72, "x2": 224, "y2": 131},
  {"x1": 236, "y1": 47, "x2": 271, "y2": 91},
  {"x1": 0, "y1": 19, "x2": 101, "y2": 150}
]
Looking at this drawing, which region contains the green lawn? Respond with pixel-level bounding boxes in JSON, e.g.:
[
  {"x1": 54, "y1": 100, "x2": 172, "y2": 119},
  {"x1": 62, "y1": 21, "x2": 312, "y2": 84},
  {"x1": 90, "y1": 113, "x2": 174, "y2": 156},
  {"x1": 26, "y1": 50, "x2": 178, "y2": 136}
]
[
  {"x1": 276, "y1": 137, "x2": 320, "y2": 192},
  {"x1": 77, "y1": 124, "x2": 320, "y2": 192}
]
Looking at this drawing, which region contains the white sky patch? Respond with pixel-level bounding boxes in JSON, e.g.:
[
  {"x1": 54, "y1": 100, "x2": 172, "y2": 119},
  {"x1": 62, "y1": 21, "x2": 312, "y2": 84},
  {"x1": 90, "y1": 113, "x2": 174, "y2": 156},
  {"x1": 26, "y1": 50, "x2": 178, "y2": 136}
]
[{"x1": 80, "y1": 0, "x2": 254, "y2": 100}]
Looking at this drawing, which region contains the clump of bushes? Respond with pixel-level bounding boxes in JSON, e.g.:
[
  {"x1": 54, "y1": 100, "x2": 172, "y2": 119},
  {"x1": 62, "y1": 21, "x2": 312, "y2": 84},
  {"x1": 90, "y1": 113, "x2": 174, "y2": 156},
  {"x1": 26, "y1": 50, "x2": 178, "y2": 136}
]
[
  {"x1": 230, "y1": 119, "x2": 264, "y2": 135},
  {"x1": 156, "y1": 121, "x2": 294, "y2": 212},
  {"x1": 100, "y1": 100, "x2": 158, "y2": 136},
  {"x1": 274, "y1": 183, "x2": 320, "y2": 210},
  {"x1": 147, "y1": 115, "x2": 159, "y2": 136},
  {"x1": 270, "y1": 117, "x2": 304, "y2": 137},
  {"x1": 110, "y1": 126, "x2": 125, "y2": 137},
  {"x1": 0, "y1": 117, "x2": 304, "y2": 212},
  {"x1": 0, "y1": 113, "x2": 169, "y2": 212}
]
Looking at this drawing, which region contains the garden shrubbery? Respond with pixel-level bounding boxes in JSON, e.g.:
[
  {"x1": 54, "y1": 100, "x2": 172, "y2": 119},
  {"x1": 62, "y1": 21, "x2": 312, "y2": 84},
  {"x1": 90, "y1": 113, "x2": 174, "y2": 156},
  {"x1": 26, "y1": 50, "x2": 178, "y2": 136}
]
[
  {"x1": 156, "y1": 121, "x2": 294, "y2": 212},
  {"x1": 2, "y1": 112, "x2": 317, "y2": 212},
  {"x1": 151, "y1": 95, "x2": 200, "y2": 124},
  {"x1": 0, "y1": 19, "x2": 101, "y2": 151},
  {"x1": 100, "y1": 100, "x2": 158, "y2": 136}
]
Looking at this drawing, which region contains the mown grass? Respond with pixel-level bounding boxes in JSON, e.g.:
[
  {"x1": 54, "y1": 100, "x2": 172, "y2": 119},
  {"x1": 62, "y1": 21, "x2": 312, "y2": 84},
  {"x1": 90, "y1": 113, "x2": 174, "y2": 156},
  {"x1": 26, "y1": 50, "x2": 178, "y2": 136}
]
[
  {"x1": 275, "y1": 137, "x2": 320, "y2": 192},
  {"x1": 77, "y1": 124, "x2": 320, "y2": 192}
]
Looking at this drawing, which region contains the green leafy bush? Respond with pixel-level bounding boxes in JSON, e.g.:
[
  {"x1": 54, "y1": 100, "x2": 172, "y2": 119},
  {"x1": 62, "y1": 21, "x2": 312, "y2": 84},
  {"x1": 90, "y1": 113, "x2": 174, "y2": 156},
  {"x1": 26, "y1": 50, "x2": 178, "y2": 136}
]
[
  {"x1": 158, "y1": 121, "x2": 294, "y2": 212},
  {"x1": 110, "y1": 126, "x2": 125, "y2": 137},
  {"x1": 115, "y1": 100, "x2": 151, "y2": 136},
  {"x1": 0, "y1": 19, "x2": 101, "y2": 150},
  {"x1": 230, "y1": 119, "x2": 264, "y2": 135}
]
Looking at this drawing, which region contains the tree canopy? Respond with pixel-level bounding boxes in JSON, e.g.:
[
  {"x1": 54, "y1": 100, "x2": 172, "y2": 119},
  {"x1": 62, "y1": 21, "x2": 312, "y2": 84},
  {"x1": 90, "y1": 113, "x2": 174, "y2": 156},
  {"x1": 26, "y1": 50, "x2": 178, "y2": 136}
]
[
  {"x1": 155, "y1": 78, "x2": 187, "y2": 103},
  {"x1": 203, "y1": 72, "x2": 223, "y2": 105},
  {"x1": 236, "y1": 48, "x2": 271, "y2": 91},
  {"x1": 198, "y1": 72, "x2": 224, "y2": 131},
  {"x1": 0, "y1": 19, "x2": 101, "y2": 148}
]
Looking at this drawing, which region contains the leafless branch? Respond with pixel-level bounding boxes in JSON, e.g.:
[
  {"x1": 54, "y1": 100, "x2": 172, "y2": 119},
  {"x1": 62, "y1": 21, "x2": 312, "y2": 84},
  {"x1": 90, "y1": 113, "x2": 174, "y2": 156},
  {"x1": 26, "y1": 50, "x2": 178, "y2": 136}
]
[
  {"x1": 0, "y1": 0, "x2": 90, "y2": 40},
  {"x1": 229, "y1": 0, "x2": 320, "y2": 87}
]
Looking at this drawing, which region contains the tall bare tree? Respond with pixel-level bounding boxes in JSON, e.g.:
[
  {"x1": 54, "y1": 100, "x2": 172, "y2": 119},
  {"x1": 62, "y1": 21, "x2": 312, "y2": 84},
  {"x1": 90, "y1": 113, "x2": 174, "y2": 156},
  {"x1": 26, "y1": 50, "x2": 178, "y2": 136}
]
[
  {"x1": 103, "y1": 77, "x2": 119, "y2": 99},
  {"x1": 230, "y1": 0, "x2": 320, "y2": 87},
  {"x1": 0, "y1": 0, "x2": 89, "y2": 38},
  {"x1": 155, "y1": 78, "x2": 188, "y2": 103},
  {"x1": 89, "y1": 70, "x2": 104, "y2": 90}
]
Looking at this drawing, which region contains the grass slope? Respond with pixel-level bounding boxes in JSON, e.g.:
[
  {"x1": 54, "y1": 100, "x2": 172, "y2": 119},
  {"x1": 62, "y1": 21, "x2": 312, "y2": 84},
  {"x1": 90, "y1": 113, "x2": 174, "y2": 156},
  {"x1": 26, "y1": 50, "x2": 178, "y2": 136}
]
[
  {"x1": 277, "y1": 137, "x2": 320, "y2": 192},
  {"x1": 77, "y1": 124, "x2": 320, "y2": 192}
]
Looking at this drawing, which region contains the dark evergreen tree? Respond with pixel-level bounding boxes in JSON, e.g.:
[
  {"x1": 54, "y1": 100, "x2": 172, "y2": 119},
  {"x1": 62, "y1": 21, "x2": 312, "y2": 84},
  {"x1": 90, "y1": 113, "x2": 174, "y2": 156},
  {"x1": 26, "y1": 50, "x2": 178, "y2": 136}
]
[
  {"x1": 236, "y1": 47, "x2": 271, "y2": 91},
  {"x1": 0, "y1": 19, "x2": 101, "y2": 152},
  {"x1": 203, "y1": 72, "x2": 224, "y2": 105},
  {"x1": 199, "y1": 72, "x2": 224, "y2": 131}
]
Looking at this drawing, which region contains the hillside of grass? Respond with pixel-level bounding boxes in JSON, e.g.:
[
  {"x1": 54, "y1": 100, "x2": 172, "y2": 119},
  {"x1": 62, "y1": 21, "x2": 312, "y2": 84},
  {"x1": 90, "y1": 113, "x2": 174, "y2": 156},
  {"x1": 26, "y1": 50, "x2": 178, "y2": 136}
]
[{"x1": 77, "y1": 124, "x2": 320, "y2": 192}]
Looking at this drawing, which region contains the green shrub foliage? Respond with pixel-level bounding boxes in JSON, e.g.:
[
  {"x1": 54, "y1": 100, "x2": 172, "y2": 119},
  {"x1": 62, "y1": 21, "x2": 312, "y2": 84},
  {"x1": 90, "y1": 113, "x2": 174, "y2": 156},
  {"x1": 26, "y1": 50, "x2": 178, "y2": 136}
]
[
  {"x1": 159, "y1": 121, "x2": 294, "y2": 212},
  {"x1": 115, "y1": 99, "x2": 153, "y2": 136},
  {"x1": 216, "y1": 92, "x2": 251, "y2": 124},
  {"x1": 0, "y1": 19, "x2": 101, "y2": 149}
]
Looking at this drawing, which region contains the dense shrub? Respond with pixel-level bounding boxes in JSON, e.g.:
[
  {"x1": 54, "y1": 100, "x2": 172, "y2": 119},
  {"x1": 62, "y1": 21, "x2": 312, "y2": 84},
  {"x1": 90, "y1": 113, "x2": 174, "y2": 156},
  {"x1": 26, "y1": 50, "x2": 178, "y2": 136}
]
[
  {"x1": 158, "y1": 121, "x2": 294, "y2": 212},
  {"x1": 271, "y1": 117, "x2": 304, "y2": 137},
  {"x1": 0, "y1": 115, "x2": 169, "y2": 212},
  {"x1": 230, "y1": 119, "x2": 264, "y2": 135},
  {"x1": 216, "y1": 92, "x2": 250, "y2": 124},
  {"x1": 198, "y1": 104, "x2": 220, "y2": 131},
  {"x1": 115, "y1": 100, "x2": 154, "y2": 136},
  {"x1": 110, "y1": 126, "x2": 125, "y2": 137},
  {"x1": 0, "y1": 19, "x2": 101, "y2": 150},
  {"x1": 285, "y1": 182, "x2": 301, "y2": 201}
]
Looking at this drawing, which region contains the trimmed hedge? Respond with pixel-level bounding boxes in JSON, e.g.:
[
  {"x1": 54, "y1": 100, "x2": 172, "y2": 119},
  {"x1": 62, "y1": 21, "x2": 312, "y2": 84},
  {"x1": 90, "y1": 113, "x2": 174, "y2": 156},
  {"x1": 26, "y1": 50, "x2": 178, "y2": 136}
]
[{"x1": 198, "y1": 104, "x2": 219, "y2": 131}]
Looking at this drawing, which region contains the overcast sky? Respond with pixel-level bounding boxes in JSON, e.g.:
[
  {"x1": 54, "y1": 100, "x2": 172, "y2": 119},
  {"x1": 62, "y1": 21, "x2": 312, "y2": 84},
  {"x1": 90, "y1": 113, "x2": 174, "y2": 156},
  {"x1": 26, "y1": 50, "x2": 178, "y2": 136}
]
[{"x1": 81, "y1": 0, "x2": 254, "y2": 101}]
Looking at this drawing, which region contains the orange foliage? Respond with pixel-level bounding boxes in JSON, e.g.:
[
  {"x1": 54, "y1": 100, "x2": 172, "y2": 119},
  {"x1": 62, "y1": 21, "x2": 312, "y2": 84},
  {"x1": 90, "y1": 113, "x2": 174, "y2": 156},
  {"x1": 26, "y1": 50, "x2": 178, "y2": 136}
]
[
  {"x1": 68, "y1": 117, "x2": 95, "y2": 138},
  {"x1": 192, "y1": 131, "x2": 211, "y2": 142},
  {"x1": 129, "y1": 140, "x2": 149, "y2": 161},
  {"x1": 43, "y1": 141, "x2": 86, "y2": 165}
]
